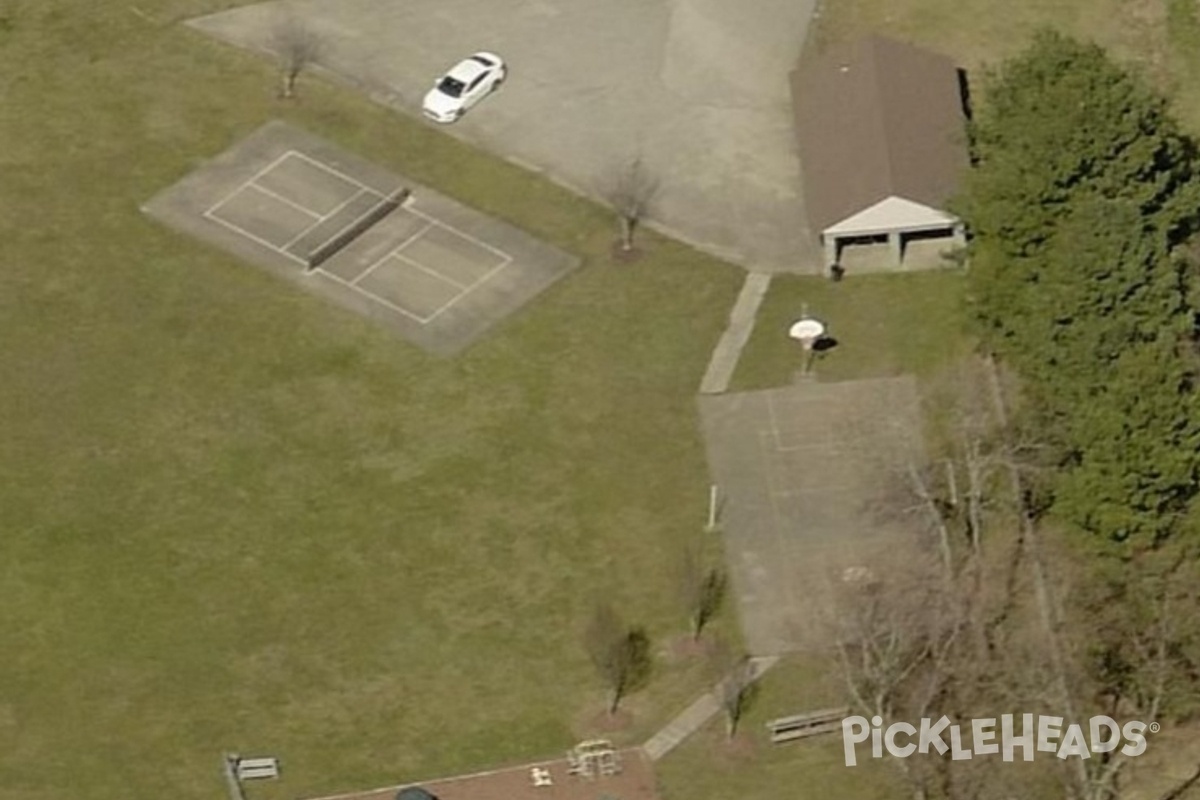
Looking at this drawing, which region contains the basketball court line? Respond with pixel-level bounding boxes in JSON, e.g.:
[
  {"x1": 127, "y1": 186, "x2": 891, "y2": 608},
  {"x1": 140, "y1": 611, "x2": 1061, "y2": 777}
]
[
  {"x1": 769, "y1": 485, "x2": 860, "y2": 498},
  {"x1": 755, "y1": 403, "x2": 805, "y2": 619},
  {"x1": 763, "y1": 393, "x2": 801, "y2": 453}
]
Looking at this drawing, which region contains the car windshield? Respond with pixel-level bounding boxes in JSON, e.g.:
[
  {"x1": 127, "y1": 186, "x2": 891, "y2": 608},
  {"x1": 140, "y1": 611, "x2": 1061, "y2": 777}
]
[{"x1": 437, "y1": 76, "x2": 465, "y2": 98}]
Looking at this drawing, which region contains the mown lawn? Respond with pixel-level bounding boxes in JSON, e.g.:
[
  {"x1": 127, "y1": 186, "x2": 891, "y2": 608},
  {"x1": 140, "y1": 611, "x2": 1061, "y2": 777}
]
[
  {"x1": 0, "y1": 3, "x2": 744, "y2": 800},
  {"x1": 812, "y1": 0, "x2": 1200, "y2": 129},
  {"x1": 730, "y1": 271, "x2": 970, "y2": 391},
  {"x1": 655, "y1": 657, "x2": 902, "y2": 800}
]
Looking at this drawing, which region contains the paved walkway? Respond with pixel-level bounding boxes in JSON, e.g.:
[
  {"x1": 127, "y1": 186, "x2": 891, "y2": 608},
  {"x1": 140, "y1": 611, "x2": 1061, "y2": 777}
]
[
  {"x1": 699, "y1": 272, "x2": 773, "y2": 395},
  {"x1": 641, "y1": 655, "x2": 779, "y2": 761}
]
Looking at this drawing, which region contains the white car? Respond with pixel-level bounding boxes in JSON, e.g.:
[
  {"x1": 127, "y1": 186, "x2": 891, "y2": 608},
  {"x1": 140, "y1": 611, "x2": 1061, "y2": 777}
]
[{"x1": 422, "y1": 52, "x2": 506, "y2": 123}]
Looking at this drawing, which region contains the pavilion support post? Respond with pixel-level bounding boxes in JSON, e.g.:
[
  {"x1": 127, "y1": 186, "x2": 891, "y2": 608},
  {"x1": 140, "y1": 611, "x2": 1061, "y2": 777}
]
[
  {"x1": 888, "y1": 231, "x2": 904, "y2": 268},
  {"x1": 823, "y1": 235, "x2": 839, "y2": 274},
  {"x1": 951, "y1": 223, "x2": 967, "y2": 247}
]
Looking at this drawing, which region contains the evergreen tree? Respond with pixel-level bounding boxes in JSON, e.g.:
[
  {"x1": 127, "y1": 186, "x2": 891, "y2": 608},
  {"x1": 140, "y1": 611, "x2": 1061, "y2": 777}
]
[{"x1": 959, "y1": 30, "x2": 1200, "y2": 547}]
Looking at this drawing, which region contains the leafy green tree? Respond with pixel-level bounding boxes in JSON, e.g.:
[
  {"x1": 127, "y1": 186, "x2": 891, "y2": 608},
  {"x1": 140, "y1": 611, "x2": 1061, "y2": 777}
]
[
  {"x1": 959, "y1": 30, "x2": 1200, "y2": 547},
  {"x1": 963, "y1": 31, "x2": 1200, "y2": 357}
]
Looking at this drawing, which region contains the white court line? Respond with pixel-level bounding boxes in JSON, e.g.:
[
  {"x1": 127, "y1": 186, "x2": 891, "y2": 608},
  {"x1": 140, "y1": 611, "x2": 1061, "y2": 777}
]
[
  {"x1": 280, "y1": 188, "x2": 376, "y2": 250},
  {"x1": 291, "y1": 194, "x2": 517, "y2": 327},
  {"x1": 288, "y1": 149, "x2": 381, "y2": 195},
  {"x1": 771, "y1": 486, "x2": 858, "y2": 497},
  {"x1": 389, "y1": 250, "x2": 471, "y2": 290},
  {"x1": 765, "y1": 391, "x2": 790, "y2": 451},
  {"x1": 313, "y1": 266, "x2": 429, "y2": 323},
  {"x1": 421, "y1": 256, "x2": 513, "y2": 324},
  {"x1": 201, "y1": 150, "x2": 410, "y2": 273},
  {"x1": 203, "y1": 209, "x2": 308, "y2": 265},
  {"x1": 314, "y1": 186, "x2": 377, "y2": 224},
  {"x1": 350, "y1": 220, "x2": 434, "y2": 287},
  {"x1": 755, "y1": 404, "x2": 805, "y2": 622},
  {"x1": 406, "y1": 205, "x2": 512, "y2": 261},
  {"x1": 300, "y1": 193, "x2": 403, "y2": 267},
  {"x1": 203, "y1": 150, "x2": 297, "y2": 218},
  {"x1": 243, "y1": 181, "x2": 325, "y2": 219}
]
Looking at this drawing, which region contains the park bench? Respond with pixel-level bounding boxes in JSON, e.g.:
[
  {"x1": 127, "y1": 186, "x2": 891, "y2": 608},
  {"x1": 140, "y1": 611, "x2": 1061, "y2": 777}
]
[
  {"x1": 235, "y1": 757, "x2": 280, "y2": 780},
  {"x1": 765, "y1": 707, "x2": 849, "y2": 743}
]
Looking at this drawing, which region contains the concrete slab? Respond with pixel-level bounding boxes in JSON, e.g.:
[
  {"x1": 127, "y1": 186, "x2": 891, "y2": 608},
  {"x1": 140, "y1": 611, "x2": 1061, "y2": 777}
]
[
  {"x1": 699, "y1": 271, "x2": 772, "y2": 394},
  {"x1": 698, "y1": 377, "x2": 927, "y2": 655},
  {"x1": 141, "y1": 120, "x2": 581, "y2": 355},
  {"x1": 188, "y1": 0, "x2": 822, "y2": 273}
]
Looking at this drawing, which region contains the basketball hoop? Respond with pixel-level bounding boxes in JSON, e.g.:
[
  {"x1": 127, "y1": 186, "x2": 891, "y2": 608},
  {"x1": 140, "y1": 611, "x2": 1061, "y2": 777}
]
[
  {"x1": 788, "y1": 317, "x2": 827, "y2": 377},
  {"x1": 788, "y1": 318, "x2": 826, "y2": 351}
]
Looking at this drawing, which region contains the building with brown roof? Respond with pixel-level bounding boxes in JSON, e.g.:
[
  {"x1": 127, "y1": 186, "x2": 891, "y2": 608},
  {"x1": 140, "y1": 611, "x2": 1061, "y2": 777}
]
[{"x1": 790, "y1": 35, "x2": 969, "y2": 272}]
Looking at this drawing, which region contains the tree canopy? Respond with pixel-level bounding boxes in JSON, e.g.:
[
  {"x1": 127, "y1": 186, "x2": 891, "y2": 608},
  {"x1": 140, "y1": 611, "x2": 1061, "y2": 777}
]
[{"x1": 960, "y1": 30, "x2": 1200, "y2": 548}]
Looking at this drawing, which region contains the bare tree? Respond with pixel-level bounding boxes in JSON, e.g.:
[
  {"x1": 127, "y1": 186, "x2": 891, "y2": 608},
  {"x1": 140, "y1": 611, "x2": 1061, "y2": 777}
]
[
  {"x1": 604, "y1": 158, "x2": 658, "y2": 255},
  {"x1": 833, "y1": 401, "x2": 1000, "y2": 800},
  {"x1": 269, "y1": 15, "x2": 322, "y2": 100},
  {"x1": 830, "y1": 551, "x2": 963, "y2": 800},
  {"x1": 708, "y1": 639, "x2": 758, "y2": 739},
  {"x1": 979, "y1": 355, "x2": 1200, "y2": 800},
  {"x1": 1157, "y1": 763, "x2": 1200, "y2": 800},
  {"x1": 584, "y1": 603, "x2": 652, "y2": 715},
  {"x1": 677, "y1": 544, "x2": 726, "y2": 642},
  {"x1": 1058, "y1": 558, "x2": 1200, "y2": 800}
]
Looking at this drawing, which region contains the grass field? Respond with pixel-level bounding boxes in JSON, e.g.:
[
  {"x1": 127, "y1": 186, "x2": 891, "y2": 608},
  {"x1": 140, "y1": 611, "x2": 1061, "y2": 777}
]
[
  {"x1": 813, "y1": 0, "x2": 1200, "y2": 129},
  {"x1": 729, "y1": 271, "x2": 970, "y2": 391},
  {"x1": 7, "y1": 2, "x2": 1198, "y2": 800},
  {"x1": 0, "y1": 3, "x2": 746, "y2": 800},
  {"x1": 655, "y1": 657, "x2": 902, "y2": 800}
]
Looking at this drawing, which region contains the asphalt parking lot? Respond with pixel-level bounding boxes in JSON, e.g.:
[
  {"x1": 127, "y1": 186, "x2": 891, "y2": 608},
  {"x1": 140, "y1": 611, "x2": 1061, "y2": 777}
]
[{"x1": 191, "y1": 0, "x2": 820, "y2": 272}]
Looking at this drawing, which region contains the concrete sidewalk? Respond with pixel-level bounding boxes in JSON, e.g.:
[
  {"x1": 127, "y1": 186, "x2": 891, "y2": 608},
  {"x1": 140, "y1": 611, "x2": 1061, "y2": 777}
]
[
  {"x1": 699, "y1": 272, "x2": 772, "y2": 395},
  {"x1": 641, "y1": 655, "x2": 779, "y2": 760}
]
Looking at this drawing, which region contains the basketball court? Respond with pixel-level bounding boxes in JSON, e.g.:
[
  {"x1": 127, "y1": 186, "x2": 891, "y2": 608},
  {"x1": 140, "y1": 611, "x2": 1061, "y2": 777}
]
[
  {"x1": 142, "y1": 121, "x2": 580, "y2": 355},
  {"x1": 698, "y1": 376, "x2": 927, "y2": 655}
]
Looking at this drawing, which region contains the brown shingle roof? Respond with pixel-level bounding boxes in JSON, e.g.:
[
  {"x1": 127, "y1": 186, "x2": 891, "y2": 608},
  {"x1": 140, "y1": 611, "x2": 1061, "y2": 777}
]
[{"x1": 790, "y1": 35, "x2": 969, "y2": 234}]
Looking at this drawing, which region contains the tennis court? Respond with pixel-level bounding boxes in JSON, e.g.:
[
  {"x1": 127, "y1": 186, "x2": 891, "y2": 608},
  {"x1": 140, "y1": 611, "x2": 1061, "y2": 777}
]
[{"x1": 143, "y1": 121, "x2": 580, "y2": 355}]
